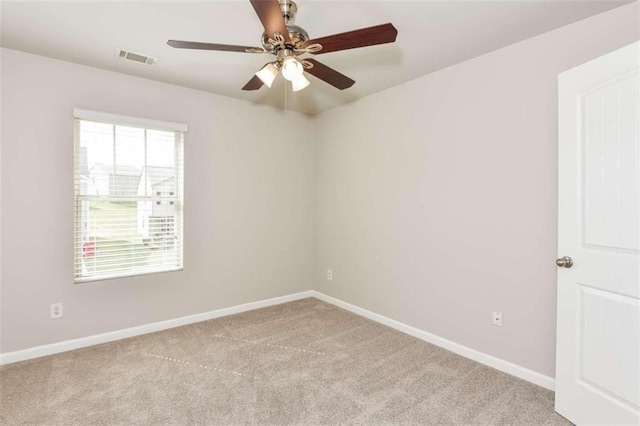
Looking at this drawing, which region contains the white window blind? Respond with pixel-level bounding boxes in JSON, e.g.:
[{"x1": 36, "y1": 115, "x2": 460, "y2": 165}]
[{"x1": 74, "y1": 110, "x2": 186, "y2": 283}]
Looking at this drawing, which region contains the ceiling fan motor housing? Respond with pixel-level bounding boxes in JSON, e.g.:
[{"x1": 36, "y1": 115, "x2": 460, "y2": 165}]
[
  {"x1": 261, "y1": 24, "x2": 309, "y2": 52},
  {"x1": 261, "y1": 1, "x2": 310, "y2": 53}
]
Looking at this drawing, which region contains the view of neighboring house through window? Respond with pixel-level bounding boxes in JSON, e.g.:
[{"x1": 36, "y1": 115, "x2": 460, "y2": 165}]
[{"x1": 74, "y1": 110, "x2": 186, "y2": 282}]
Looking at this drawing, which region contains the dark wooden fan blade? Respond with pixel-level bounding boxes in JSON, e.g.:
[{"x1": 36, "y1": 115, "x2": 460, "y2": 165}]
[
  {"x1": 304, "y1": 59, "x2": 355, "y2": 90},
  {"x1": 167, "y1": 40, "x2": 262, "y2": 53},
  {"x1": 305, "y1": 23, "x2": 398, "y2": 54},
  {"x1": 250, "y1": 0, "x2": 290, "y2": 42},
  {"x1": 242, "y1": 74, "x2": 265, "y2": 91}
]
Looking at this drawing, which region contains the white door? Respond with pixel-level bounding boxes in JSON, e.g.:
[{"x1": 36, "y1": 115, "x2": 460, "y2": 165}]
[{"x1": 556, "y1": 41, "x2": 640, "y2": 425}]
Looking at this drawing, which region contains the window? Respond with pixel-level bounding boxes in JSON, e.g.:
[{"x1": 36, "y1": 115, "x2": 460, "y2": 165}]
[{"x1": 74, "y1": 109, "x2": 186, "y2": 283}]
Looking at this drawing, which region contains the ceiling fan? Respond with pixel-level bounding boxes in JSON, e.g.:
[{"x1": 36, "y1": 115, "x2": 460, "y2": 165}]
[{"x1": 167, "y1": 0, "x2": 398, "y2": 92}]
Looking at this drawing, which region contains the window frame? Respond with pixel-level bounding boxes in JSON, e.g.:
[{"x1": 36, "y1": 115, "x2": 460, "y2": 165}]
[{"x1": 73, "y1": 109, "x2": 187, "y2": 284}]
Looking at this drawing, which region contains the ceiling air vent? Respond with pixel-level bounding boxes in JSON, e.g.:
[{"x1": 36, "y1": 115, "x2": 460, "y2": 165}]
[{"x1": 115, "y1": 49, "x2": 158, "y2": 65}]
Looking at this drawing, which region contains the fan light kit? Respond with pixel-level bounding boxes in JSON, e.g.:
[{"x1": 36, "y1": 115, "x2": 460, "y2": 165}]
[
  {"x1": 167, "y1": 0, "x2": 398, "y2": 92},
  {"x1": 281, "y1": 57, "x2": 302, "y2": 81},
  {"x1": 255, "y1": 63, "x2": 279, "y2": 88}
]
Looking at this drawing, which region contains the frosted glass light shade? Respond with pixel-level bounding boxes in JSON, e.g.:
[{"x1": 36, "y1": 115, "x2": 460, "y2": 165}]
[
  {"x1": 281, "y1": 57, "x2": 303, "y2": 81},
  {"x1": 255, "y1": 63, "x2": 279, "y2": 88},
  {"x1": 291, "y1": 74, "x2": 310, "y2": 92}
]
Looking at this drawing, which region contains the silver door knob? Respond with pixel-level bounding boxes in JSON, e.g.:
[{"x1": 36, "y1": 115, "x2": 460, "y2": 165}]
[{"x1": 556, "y1": 256, "x2": 573, "y2": 268}]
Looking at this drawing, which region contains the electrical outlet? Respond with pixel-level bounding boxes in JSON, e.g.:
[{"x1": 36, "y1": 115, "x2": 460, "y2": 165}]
[
  {"x1": 327, "y1": 269, "x2": 333, "y2": 280},
  {"x1": 51, "y1": 303, "x2": 63, "y2": 319},
  {"x1": 492, "y1": 311, "x2": 503, "y2": 327}
]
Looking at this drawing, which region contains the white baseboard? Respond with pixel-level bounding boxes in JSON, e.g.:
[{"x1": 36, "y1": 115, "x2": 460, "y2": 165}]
[
  {"x1": 0, "y1": 289, "x2": 555, "y2": 392},
  {"x1": 0, "y1": 291, "x2": 315, "y2": 366},
  {"x1": 310, "y1": 291, "x2": 555, "y2": 391}
]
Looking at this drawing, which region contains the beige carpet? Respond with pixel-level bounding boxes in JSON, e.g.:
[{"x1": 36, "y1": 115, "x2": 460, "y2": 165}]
[{"x1": 1, "y1": 298, "x2": 570, "y2": 425}]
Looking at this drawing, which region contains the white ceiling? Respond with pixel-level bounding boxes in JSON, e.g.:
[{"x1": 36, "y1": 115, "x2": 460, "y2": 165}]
[{"x1": 1, "y1": 0, "x2": 631, "y2": 115}]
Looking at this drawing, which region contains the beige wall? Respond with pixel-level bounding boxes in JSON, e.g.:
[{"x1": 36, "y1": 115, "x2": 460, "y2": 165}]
[
  {"x1": 0, "y1": 49, "x2": 315, "y2": 352},
  {"x1": 313, "y1": 3, "x2": 639, "y2": 377}
]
